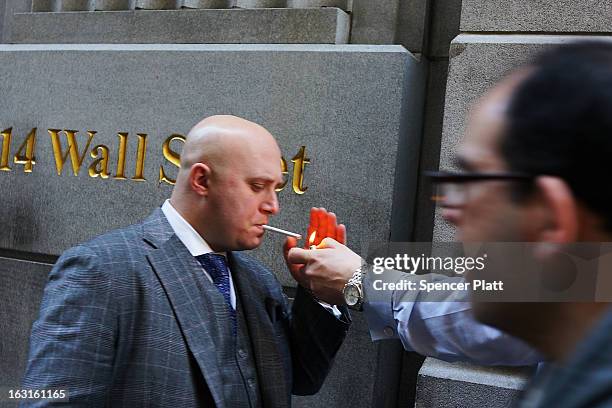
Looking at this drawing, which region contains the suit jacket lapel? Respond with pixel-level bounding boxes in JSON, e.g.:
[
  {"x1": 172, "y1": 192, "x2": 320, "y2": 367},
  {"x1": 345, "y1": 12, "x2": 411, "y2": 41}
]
[
  {"x1": 229, "y1": 252, "x2": 291, "y2": 408},
  {"x1": 144, "y1": 212, "x2": 228, "y2": 408}
]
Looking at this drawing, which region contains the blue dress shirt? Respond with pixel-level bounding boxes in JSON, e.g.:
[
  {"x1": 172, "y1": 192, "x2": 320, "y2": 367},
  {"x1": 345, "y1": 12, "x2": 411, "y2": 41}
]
[{"x1": 363, "y1": 268, "x2": 543, "y2": 366}]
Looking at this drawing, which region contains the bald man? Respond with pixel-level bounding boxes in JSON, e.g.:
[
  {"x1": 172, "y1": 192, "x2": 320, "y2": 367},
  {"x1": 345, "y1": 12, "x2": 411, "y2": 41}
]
[{"x1": 21, "y1": 115, "x2": 350, "y2": 408}]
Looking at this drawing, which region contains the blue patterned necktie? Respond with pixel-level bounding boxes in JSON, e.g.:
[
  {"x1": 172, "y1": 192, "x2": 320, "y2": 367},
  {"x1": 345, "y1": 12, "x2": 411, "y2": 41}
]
[{"x1": 196, "y1": 253, "x2": 236, "y2": 335}]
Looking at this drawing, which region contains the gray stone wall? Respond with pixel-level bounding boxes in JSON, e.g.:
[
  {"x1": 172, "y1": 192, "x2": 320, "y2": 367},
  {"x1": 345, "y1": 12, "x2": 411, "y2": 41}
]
[
  {"x1": 8, "y1": 9, "x2": 350, "y2": 44},
  {"x1": 354, "y1": 2, "x2": 466, "y2": 406},
  {"x1": 1, "y1": 0, "x2": 23, "y2": 41},
  {"x1": 0, "y1": 44, "x2": 426, "y2": 408},
  {"x1": 411, "y1": 0, "x2": 461, "y2": 243},
  {"x1": 416, "y1": 359, "x2": 532, "y2": 408},
  {"x1": 0, "y1": 2, "x2": 5, "y2": 43},
  {"x1": 350, "y1": 0, "x2": 402, "y2": 45},
  {"x1": 0, "y1": 258, "x2": 51, "y2": 393},
  {"x1": 24, "y1": 0, "x2": 352, "y2": 11},
  {"x1": 461, "y1": 0, "x2": 612, "y2": 32}
]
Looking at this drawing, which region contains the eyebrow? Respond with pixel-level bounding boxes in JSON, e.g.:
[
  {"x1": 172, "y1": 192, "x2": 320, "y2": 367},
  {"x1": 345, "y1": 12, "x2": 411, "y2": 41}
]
[{"x1": 248, "y1": 176, "x2": 284, "y2": 185}]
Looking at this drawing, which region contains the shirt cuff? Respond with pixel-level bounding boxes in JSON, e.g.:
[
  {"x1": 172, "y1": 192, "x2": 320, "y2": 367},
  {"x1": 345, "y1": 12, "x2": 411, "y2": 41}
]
[
  {"x1": 363, "y1": 268, "x2": 417, "y2": 341},
  {"x1": 317, "y1": 300, "x2": 343, "y2": 319}
]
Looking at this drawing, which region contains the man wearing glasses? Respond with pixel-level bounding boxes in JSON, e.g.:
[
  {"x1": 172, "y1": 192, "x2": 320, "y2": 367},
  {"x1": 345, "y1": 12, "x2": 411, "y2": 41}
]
[{"x1": 286, "y1": 41, "x2": 612, "y2": 406}]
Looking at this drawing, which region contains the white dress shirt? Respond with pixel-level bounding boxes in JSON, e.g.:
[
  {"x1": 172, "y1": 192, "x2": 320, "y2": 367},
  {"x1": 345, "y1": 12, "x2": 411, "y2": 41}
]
[{"x1": 161, "y1": 200, "x2": 236, "y2": 309}]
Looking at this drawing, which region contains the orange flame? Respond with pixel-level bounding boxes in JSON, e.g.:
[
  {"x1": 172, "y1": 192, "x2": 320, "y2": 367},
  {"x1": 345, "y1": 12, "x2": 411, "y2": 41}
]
[{"x1": 309, "y1": 231, "x2": 317, "y2": 246}]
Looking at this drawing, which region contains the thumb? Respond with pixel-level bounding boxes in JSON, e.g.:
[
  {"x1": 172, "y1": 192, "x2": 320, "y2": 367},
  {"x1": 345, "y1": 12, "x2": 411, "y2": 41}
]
[
  {"x1": 287, "y1": 247, "x2": 313, "y2": 265},
  {"x1": 283, "y1": 237, "x2": 301, "y2": 276},
  {"x1": 283, "y1": 236, "x2": 298, "y2": 258},
  {"x1": 318, "y1": 237, "x2": 341, "y2": 249}
]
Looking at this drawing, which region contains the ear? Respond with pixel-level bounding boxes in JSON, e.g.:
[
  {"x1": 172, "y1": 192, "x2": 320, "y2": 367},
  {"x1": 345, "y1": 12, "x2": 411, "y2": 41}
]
[
  {"x1": 189, "y1": 163, "x2": 211, "y2": 196},
  {"x1": 535, "y1": 176, "x2": 578, "y2": 244}
]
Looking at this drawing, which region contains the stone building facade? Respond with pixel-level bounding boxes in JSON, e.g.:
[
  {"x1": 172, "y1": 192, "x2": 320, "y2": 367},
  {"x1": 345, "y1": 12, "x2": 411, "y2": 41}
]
[{"x1": 0, "y1": 1, "x2": 605, "y2": 407}]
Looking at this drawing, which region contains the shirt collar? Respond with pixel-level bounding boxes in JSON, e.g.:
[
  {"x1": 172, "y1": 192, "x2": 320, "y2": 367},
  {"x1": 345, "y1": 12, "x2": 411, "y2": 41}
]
[{"x1": 161, "y1": 199, "x2": 226, "y2": 258}]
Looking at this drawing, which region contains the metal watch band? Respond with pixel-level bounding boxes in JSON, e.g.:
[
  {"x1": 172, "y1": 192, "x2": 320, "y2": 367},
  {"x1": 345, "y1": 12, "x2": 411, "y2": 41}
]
[
  {"x1": 347, "y1": 267, "x2": 363, "y2": 286},
  {"x1": 344, "y1": 267, "x2": 365, "y2": 311}
]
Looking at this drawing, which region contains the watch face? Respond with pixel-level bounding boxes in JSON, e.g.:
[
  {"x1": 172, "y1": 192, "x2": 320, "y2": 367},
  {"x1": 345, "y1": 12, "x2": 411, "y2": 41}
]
[{"x1": 344, "y1": 285, "x2": 359, "y2": 306}]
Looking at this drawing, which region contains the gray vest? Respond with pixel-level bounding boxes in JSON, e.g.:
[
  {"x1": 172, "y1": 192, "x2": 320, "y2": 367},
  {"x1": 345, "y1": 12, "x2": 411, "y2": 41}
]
[{"x1": 206, "y1": 282, "x2": 261, "y2": 408}]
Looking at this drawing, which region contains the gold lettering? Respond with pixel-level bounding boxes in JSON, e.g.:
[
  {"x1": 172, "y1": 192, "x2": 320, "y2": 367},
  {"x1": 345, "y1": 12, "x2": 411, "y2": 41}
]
[
  {"x1": 48, "y1": 129, "x2": 96, "y2": 176},
  {"x1": 0, "y1": 127, "x2": 12, "y2": 171},
  {"x1": 291, "y1": 146, "x2": 310, "y2": 195},
  {"x1": 88, "y1": 145, "x2": 110, "y2": 179},
  {"x1": 276, "y1": 157, "x2": 288, "y2": 192},
  {"x1": 133, "y1": 133, "x2": 147, "y2": 181},
  {"x1": 159, "y1": 134, "x2": 184, "y2": 185},
  {"x1": 114, "y1": 132, "x2": 128, "y2": 180},
  {"x1": 13, "y1": 128, "x2": 37, "y2": 173}
]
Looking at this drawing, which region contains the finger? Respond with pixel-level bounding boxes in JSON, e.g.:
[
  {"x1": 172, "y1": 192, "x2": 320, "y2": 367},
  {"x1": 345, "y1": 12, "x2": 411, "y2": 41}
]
[
  {"x1": 287, "y1": 263, "x2": 301, "y2": 277},
  {"x1": 283, "y1": 237, "x2": 302, "y2": 275},
  {"x1": 326, "y1": 212, "x2": 337, "y2": 241},
  {"x1": 287, "y1": 247, "x2": 314, "y2": 264},
  {"x1": 284, "y1": 236, "x2": 298, "y2": 256},
  {"x1": 316, "y1": 208, "x2": 327, "y2": 245},
  {"x1": 289, "y1": 265, "x2": 310, "y2": 288},
  {"x1": 336, "y1": 224, "x2": 346, "y2": 244},
  {"x1": 318, "y1": 237, "x2": 339, "y2": 249}
]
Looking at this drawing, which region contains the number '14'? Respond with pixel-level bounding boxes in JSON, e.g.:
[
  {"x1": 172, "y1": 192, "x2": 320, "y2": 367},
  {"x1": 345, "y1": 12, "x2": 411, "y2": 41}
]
[{"x1": 0, "y1": 127, "x2": 37, "y2": 173}]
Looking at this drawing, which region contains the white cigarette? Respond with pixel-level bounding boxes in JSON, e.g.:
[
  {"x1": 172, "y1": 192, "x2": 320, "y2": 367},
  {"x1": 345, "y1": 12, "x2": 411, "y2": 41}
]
[{"x1": 262, "y1": 225, "x2": 302, "y2": 239}]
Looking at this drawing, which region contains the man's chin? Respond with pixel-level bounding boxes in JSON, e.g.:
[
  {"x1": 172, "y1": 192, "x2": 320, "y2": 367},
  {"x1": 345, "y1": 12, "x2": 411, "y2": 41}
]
[{"x1": 234, "y1": 237, "x2": 263, "y2": 251}]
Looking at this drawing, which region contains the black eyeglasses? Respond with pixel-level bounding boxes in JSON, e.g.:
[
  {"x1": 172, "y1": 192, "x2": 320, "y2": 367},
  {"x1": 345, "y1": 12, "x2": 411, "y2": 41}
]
[
  {"x1": 424, "y1": 170, "x2": 535, "y2": 204},
  {"x1": 424, "y1": 170, "x2": 534, "y2": 183}
]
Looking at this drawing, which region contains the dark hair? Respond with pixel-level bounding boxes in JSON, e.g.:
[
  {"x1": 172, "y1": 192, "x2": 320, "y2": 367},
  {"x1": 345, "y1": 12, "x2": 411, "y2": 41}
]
[{"x1": 502, "y1": 41, "x2": 612, "y2": 230}]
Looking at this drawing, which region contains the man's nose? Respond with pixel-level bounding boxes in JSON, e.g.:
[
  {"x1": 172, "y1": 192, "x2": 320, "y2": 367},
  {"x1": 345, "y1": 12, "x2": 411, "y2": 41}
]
[
  {"x1": 261, "y1": 191, "x2": 280, "y2": 215},
  {"x1": 436, "y1": 184, "x2": 465, "y2": 226}
]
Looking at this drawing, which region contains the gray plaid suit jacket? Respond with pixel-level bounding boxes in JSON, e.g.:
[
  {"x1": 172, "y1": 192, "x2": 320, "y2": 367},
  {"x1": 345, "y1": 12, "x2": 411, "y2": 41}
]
[{"x1": 21, "y1": 209, "x2": 350, "y2": 407}]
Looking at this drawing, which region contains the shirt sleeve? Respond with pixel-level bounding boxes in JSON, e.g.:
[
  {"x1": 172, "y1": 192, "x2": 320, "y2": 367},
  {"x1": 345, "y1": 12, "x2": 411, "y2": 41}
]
[
  {"x1": 362, "y1": 269, "x2": 543, "y2": 366},
  {"x1": 21, "y1": 245, "x2": 117, "y2": 407}
]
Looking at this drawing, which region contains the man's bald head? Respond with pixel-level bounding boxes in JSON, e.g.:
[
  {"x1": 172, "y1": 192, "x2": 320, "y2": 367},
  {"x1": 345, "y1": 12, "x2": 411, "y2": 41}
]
[{"x1": 179, "y1": 114, "x2": 280, "y2": 173}]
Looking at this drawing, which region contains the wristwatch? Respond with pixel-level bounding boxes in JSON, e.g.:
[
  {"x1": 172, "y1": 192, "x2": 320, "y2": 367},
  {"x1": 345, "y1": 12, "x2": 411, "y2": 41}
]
[{"x1": 343, "y1": 267, "x2": 365, "y2": 311}]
